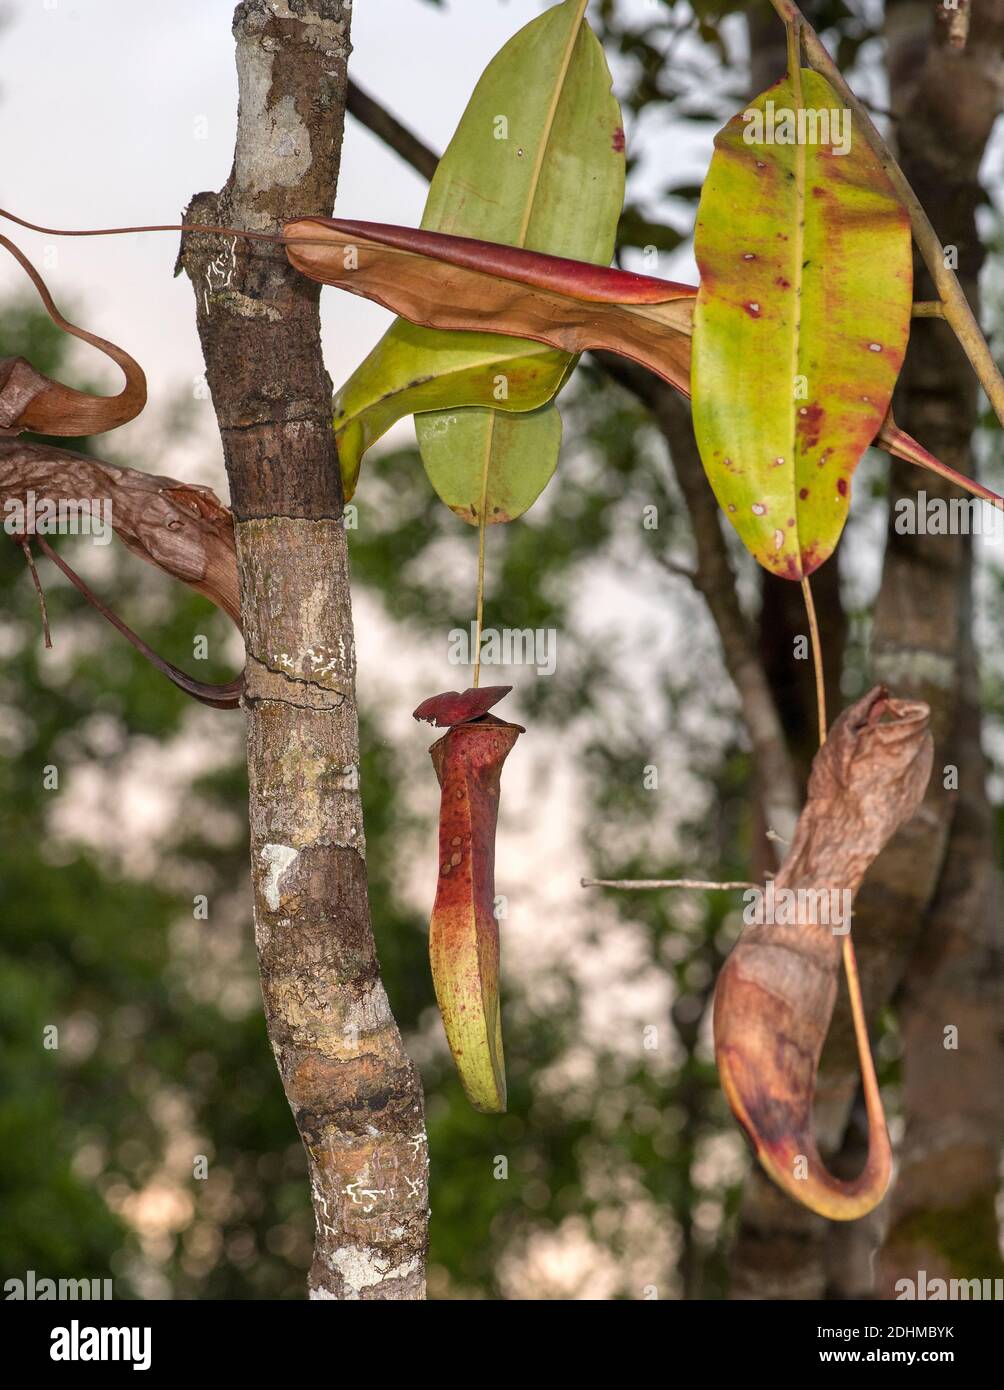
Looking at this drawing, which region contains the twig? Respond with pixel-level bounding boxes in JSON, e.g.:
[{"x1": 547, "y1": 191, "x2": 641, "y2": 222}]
[
  {"x1": 654, "y1": 553, "x2": 699, "y2": 586},
  {"x1": 769, "y1": 0, "x2": 1004, "y2": 430},
  {"x1": 18, "y1": 537, "x2": 52, "y2": 648},
  {"x1": 582, "y1": 876, "x2": 759, "y2": 891},
  {"x1": 346, "y1": 79, "x2": 439, "y2": 181},
  {"x1": 857, "y1": 97, "x2": 897, "y2": 124}
]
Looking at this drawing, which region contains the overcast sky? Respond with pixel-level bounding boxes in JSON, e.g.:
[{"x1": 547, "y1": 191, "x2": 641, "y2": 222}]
[
  {"x1": 0, "y1": 0, "x2": 713, "y2": 471},
  {"x1": 0, "y1": 3, "x2": 527, "y2": 432}
]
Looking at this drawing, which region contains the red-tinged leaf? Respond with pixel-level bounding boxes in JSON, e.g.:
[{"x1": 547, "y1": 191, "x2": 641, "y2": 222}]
[
  {"x1": 284, "y1": 217, "x2": 696, "y2": 397},
  {"x1": 691, "y1": 70, "x2": 913, "y2": 579},
  {"x1": 879, "y1": 410, "x2": 1004, "y2": 512},
  {"x1": 413, "y1": 685, "x2": 513, "y2": 728},
  {"x1": 309, "y1": 219, "x2": 680, "y2": 304},
  {"x1": 427, "y1": 719, "x2": 522, "y2": 1113}
]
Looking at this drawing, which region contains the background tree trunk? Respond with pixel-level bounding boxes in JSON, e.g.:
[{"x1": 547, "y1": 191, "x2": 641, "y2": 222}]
[
  {"x1": 873, "y1": 0, "x2": 1004, "y2": 1294},
  {"x1": 179, "y1": 0, "x2": 428, "y2": 1300},
  {"x1": 727, "y1": 0, "x2": 1004, "y2": 1300}
]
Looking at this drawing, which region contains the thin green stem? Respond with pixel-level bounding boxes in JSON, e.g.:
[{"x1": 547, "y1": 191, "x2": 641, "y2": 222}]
[{"x1": 472, "y1": 484, "x2": 489, "y2": 689}]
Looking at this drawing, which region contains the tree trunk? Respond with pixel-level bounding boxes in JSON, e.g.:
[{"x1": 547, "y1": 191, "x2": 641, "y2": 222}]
[
  {"x1": 873, "y1": 0, "x2": 1004, "y2": 1293},
  {"x1": 876, "y1": 570, "x2": 1004, "y2": 1293},
  {"x1": 179, "y1": 0, "x2": 428, "y2": 1300}
]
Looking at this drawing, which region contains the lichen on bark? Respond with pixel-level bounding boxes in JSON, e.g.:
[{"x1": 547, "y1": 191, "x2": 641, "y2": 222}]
[{"x1": 179, "y1": 0, "x2": 429, "y2": 1299}]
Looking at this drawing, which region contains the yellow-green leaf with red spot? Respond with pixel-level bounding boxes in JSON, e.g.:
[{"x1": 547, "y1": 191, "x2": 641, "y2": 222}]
[{"x1": 691, "y1": 68, "x2": 912, "y2": 579}]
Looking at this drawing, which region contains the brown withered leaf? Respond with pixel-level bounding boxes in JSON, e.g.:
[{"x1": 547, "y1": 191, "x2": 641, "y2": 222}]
[
  {"x1": 713, "y1": 685, "x2": 933, "y2": 1220},
  {"x1": 0, "y1": 232, "x2": 146, "y2": 437},
  {"x1": 0, "y1": 439, "x2": 243, "y2": 707}
]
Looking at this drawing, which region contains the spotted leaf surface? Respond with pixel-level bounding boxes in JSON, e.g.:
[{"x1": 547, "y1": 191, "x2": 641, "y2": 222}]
[{"x1": 691, "y1": 69, "x2": 912, "y2": 578}]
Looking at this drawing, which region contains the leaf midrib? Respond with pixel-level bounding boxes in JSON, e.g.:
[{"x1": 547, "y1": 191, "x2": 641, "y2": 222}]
[
  {"x1": 516, "y1": 0, "x2": 589, "y2": 249},
  {"x1": 789, "y1": 64, "x2": 807, "y2": 572},
  {"x1": 478, "y1": 0, "x2": 589, "y2": 519}
]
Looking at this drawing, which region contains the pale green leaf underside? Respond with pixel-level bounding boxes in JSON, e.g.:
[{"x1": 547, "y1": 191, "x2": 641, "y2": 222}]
[
  {"x1": 334, "y1": 322, "x2": 571, "y2": 503},
  {"x1": 416, "y1": 402, "x2": 563, "y2": 525},
  {"x1": 333, "y1": 0, "x2": 625, "y2": 522}
]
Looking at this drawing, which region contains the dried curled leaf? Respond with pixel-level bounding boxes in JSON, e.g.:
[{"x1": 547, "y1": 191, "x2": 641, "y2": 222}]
[
  {"x1": 415, "y1": 689, "x2": 522, "y2": 1112},
  {"x1": 713, "y1": 686, "x2": 933, "y2": 1219},
  {"x1": 0, "y1": 232, "x2": 146, "y2": 437},
  {"x1": 0, "y1": 439, "x2": 243, "y2": 706}
]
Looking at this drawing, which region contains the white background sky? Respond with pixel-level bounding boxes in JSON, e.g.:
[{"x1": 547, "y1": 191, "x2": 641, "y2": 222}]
[
  {"x1": 0, "y1": 0, "x2": 711, "y2": 477},
  {"x1": 0, "y1": 3, "x2": 715, "y2": 1124},
  {"x1": 7, "y1": 4, "x2": 1003, "y2": 1296}
]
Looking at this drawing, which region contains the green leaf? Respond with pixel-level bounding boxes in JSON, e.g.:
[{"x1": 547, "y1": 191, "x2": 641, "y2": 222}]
[
  {"x1": 334, "y1": 0, "x2": 625, "y2": 522},
  {"x1": 416, "y1": 399, "x2": 564, "y2": 525},
  {"x1": 334, "y1": 323, "x2": 571, "y2": 505},
  {"x1": 691, "y1": 69, "x2": 912, "y2": 578}
]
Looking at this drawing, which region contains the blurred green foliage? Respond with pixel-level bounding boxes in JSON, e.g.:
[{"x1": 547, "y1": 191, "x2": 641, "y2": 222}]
[
  {"x1": 0, "y1": 290, "x2": 750, "y2": 1299},
  {"x1": 2, "y1": 0, "x2": 1002, "y2": 1302}
]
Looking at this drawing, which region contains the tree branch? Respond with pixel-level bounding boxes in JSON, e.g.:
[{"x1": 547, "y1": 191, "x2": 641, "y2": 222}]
[
  {"x1": 179, "y1": 0, "x2": 428, "y2": 1300},
  {"x1": 347, "y1": 79, "x2": 440, "y2": 181}
]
